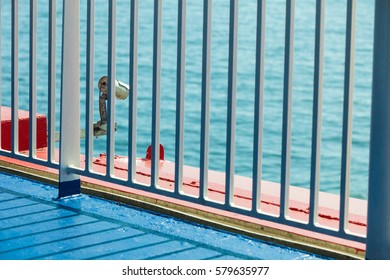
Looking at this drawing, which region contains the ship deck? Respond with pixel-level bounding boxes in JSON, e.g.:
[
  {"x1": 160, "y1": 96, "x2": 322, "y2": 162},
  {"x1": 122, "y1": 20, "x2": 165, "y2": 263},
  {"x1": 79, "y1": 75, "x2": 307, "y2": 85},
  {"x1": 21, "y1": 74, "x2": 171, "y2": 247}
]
[{"x1": 0, "y1": 171, "x2": 326, "y2": 260}]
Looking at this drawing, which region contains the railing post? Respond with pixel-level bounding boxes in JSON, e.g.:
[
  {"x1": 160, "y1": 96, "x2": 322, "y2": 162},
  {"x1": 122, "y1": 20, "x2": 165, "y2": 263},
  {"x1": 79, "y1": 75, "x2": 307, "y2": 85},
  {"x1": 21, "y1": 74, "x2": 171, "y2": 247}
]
[
  {"x1": 366, "y1": 0, "x2": 390, "y2": 260},
  {"x1": 58, "y1": 0, "x2": 80, "y2": 198}
]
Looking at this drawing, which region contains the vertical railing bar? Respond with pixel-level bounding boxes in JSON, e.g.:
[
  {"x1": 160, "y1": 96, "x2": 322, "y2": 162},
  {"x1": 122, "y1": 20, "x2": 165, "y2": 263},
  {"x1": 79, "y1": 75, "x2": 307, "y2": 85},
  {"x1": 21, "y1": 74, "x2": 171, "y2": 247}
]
[
  {"x1": 128, "y1": 0, "x2": 138, "y2": 183},
  {"x1": 225, "y1": 0, "x2": 239, "y2": 207},
  {"x1": 252, "y1": 0, "x2": 266, "y2": 213},
  {"x1": 0, "y1": 0, "x2": 2, "y2": 149},
  {"x1": 59, "y1": 0, "x2": 81, "y2": 197},
  {"x1": 175, "y1": 0, "x2": 186, "y2": 194},
  {"x1": 85, "y1": 0, "x2": 95, "y2": 172},
  {"x1": 11, "y1": 0, "x2": 19, "y2": 154},
  {"x1": 29, "y1": 0, "x2": 37, "y2": 159},
  {"x1": 280, "y1": 0, "x2": 295, "y2": 219},
  {"x1": 366, "y1": 0, "x2": 390, "y2": 259},
  {"x1": 339, "y1": 0, "x2": 356, "y2": 233},
  {"x1": 200, "y1": 0, "x2": 212, "y2": 201},
  {"x1": 107, "y1": 0, "x2": 117, "y2": 177},
  {"x1": 309, "y1": 0, "x2": 325, "y2": 227},
  {"x1": 151, "y1": 0, "x2": 162, "y2": 188},
  {"x1": 48, "y1": 0, "x2": 56, "y2": 163}
]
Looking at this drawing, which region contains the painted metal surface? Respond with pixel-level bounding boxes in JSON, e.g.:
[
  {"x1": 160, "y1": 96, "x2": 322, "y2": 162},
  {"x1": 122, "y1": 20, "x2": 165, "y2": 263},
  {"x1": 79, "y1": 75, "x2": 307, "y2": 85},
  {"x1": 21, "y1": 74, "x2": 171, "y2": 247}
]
[
  {"x1": 280, "y1": 0, "x2": 295, "y2": 220},
  {"x1": 29, "y1": 0, "x2": 37, "y2": 159},
  {"x1": 128, "y1": 0, "x2": 139, "y2": 184},
  {"x1": 106, "y1": 0, "x2": 117, "y2": 178},
  {"x1": 47, "y1": 0, "x2": 57, "y2": 165},
  {"x1": 175, "y1": 0, "x2": 186, "y2": 195},
  {"x1": 225, "y1": 0, "x2": 239, "y2": 207},
  {"x1": 339, "y1": 0, "x2": 356, "y2": 235},
  {"x1": 85, "y1": 0, "x2": 94, "y2": 173},
  {"x1": 366, "y1": 0, "x2": 390, "y2": 260},
  {"x1": 151, "y1": 0, "x2": 162, "y2": 189},
  {"x1": 200, "y1": 0, "x2": 212, "y2": 201},
  {"x1": 309, "y1": 0, "x2": 325, "y2": 228},
  {"x1": 0, "y1": 172, "x2": 325, "y2": 260},
  {"x1": 59, "y1": 0, "x2": 80, "y2": 197},
  {"x1": 252, "y1": 0, "x2": 266, "y2": 215},
  {"x1": 11, "y1": 0, "x2": 19, "y2": 155},
  {"x1": 0, "y1": 107, "x2": 47, "y2": 152}
]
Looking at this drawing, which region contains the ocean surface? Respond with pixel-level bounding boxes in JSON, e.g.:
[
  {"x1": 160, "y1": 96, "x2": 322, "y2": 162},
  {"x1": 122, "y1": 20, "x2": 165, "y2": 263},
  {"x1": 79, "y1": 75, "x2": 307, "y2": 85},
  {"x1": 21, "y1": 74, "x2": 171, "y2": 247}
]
[{"x1": 0, "y1": 0, "x2": 374, "y2": 199}]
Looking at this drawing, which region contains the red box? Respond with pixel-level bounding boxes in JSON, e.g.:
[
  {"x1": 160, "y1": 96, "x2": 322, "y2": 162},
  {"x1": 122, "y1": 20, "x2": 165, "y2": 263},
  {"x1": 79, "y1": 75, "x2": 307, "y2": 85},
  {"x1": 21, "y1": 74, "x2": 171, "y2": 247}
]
[{"x1": 1, "y1": 106, "x2": 48, "y2": 152}]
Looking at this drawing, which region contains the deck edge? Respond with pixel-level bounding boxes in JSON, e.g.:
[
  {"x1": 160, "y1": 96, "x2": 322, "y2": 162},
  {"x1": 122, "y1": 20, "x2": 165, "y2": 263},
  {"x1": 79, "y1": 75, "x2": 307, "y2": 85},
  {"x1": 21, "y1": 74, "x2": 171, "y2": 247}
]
[{"x1": 0, "y1": 158, "x2": 364, "y2": 260}]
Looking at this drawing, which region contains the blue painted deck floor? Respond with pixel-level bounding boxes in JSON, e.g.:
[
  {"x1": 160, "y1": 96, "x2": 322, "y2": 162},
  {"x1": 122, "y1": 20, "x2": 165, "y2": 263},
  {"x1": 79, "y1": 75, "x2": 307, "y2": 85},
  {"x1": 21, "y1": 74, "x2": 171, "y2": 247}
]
[{"x1": 0, "y1": 172, "x2": 327, "y2": 260}]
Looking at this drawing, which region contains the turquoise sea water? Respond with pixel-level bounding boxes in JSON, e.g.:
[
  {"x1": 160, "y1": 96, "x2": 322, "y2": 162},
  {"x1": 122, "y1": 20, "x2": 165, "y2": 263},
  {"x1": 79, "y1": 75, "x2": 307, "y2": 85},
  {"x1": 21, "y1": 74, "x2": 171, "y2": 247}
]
[{"x1": 0, "y1": 0, "x2": 374, "y2": 199}]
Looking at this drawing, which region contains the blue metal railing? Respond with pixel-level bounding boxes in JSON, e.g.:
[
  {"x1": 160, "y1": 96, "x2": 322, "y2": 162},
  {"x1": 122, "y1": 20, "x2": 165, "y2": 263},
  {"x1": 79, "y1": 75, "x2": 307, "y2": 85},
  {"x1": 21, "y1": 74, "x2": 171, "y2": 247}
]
[
  {"x1": 0, "y1": 0, "x2": 388, "y2": 259},
  {"x1": 366, "y1": 0, "x2": 390, "y2": 260}
]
